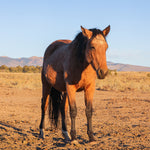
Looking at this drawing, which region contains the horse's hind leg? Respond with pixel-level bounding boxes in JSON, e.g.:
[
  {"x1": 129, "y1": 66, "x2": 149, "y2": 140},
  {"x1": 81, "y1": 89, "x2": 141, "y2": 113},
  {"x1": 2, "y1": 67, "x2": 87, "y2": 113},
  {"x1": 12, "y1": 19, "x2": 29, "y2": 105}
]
[
  {"x1": 39, "y1": 73, "x2": 51, "y2": 138},
  {"x1": 39, "y1": 96, "x2": 49, "y2": 138},
  {"x1": 60, "y1": 93, "x2": 70, "y2": 141}
]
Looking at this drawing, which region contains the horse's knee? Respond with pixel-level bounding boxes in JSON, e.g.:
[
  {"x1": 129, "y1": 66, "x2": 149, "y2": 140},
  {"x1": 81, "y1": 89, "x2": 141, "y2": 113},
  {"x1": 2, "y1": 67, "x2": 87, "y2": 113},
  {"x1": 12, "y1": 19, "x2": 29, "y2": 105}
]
[
  {"x1": 85, "y1": 106, "x2": 93, "y2": 119},
  {"x1": 70, "y1": 105, "x2": 77, "y2": 118}
]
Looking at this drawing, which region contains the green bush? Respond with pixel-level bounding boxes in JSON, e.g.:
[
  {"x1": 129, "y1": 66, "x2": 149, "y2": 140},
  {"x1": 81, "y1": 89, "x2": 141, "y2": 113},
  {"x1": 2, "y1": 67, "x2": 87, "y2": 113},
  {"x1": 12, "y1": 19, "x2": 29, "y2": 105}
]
[
  {"x1": 147, "y1": 73, "x2": 150, "y2": 77},
  {"x1": 16, "y1": 66, "x2": 23, "y2": 72},
  {"x1": 9, "y1": 67, "x2": 18, "y2": 72},
  {"x1": 0, "y1": 65, "x2": 9, "y2": 71},
  {"x1": 114, "y1": 70, "x2": 117, "y2": 76},
  {"x1": 0, "y1": 65, "x2": 42, "y2": 73},
  {"x1": 108, "y1": 69, "x2": 112, "y2": 75},
  {"x1": 107, "y1": 69, "x2": 118, "y2": 76}
]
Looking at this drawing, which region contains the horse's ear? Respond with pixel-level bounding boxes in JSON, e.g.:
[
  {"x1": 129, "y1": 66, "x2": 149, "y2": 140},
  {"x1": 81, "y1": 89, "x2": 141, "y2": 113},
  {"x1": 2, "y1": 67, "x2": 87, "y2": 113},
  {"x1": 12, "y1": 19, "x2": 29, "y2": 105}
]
[
  {"x1": 103, "y1": 25, "x2": 110, "y2": 37},
  {"x1": 81, "y1": 26, "x2": 92, "y2": 39}
]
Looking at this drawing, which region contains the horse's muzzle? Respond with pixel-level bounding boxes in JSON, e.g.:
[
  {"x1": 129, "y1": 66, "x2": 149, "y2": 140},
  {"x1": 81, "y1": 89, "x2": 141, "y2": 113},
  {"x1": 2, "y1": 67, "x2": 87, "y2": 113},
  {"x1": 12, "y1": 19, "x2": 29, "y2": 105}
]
[{"x1": 96, "y1": 69, "x2": 108, "y2": 79}]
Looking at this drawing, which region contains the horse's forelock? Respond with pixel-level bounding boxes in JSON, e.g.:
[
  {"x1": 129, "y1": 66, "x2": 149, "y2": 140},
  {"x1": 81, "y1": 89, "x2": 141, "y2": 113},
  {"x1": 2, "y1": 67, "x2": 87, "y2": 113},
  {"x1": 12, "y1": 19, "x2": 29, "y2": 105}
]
[
  {"x1": 73, "y1": 28, "x2": 104, "y2": 62},
  {"x1": 89, "y1": 28, "x2": 104, "y2": 38}
]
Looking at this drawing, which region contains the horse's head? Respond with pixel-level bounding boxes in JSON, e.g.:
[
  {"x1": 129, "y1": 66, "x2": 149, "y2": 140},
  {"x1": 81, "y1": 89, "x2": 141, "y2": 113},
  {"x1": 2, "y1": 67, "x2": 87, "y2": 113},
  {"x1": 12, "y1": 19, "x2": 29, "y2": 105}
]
[{"x1": 81, "y1": 25, "x2": 110, "y2": 79}]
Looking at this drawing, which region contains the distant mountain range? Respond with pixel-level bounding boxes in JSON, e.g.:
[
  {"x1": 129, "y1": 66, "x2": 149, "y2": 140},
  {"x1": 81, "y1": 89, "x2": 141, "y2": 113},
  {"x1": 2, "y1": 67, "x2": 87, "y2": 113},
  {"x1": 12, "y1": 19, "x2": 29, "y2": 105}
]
[
  {"x1": 0, "y1": 56, "x2": 43, "y2": 67},
  {"x1": 0, "y1": 56, "x2": 150, "y2": 72},
  {"x1": 107, "y1": 62, "x2": 150, "y2": 72}
]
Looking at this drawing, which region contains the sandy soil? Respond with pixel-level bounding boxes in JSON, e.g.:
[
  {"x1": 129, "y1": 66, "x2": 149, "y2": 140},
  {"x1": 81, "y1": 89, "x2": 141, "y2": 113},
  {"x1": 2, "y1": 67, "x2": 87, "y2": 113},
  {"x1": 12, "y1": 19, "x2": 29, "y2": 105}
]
[{"x1": 0, "y1": 87, "x2": 150, "y2": 149}]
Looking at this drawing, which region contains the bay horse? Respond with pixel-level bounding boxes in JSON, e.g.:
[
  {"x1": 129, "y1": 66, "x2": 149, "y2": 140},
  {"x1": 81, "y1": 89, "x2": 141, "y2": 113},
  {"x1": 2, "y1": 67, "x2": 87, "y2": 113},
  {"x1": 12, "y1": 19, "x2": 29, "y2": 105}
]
[{"x1": 39, "y1": 25, "x2": 110, "y2": 142}]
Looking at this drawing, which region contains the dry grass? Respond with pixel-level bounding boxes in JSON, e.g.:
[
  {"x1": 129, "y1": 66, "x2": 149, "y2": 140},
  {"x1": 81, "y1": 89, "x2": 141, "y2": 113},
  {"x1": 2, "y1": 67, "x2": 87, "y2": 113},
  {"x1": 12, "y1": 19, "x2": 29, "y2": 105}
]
[
  {"x1": 0, "y1": 72, "x2": 150, "y2": 149},
  {"x1": 0, "y1": 72, "x2": 41, "y2": 89},
  {"x1": 96, "y1": 71, "x2": 150, "y2": 92},
  {"x1": 0, "y1": 72, "x2": 150, "y2": 92}
]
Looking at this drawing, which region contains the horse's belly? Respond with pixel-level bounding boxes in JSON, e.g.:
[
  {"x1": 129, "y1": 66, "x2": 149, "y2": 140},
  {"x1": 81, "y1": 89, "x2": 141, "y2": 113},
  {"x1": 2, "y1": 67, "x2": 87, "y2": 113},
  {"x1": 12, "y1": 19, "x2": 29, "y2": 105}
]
[{"x1": 45, "y1": 65, "x2": 66, "y2": 92}]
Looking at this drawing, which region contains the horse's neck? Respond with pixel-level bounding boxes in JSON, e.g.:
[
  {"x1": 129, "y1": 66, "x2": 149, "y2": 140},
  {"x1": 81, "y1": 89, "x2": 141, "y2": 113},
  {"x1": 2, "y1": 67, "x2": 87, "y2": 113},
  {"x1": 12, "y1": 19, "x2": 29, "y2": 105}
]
[{"x1": 67, "y1": 43, "x2": 88, "y2": 72}]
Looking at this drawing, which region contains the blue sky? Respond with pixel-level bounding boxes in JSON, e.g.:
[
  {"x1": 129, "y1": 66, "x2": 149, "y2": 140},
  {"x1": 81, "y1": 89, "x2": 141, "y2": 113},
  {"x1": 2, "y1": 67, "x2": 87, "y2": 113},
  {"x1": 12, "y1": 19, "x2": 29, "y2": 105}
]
[{"x1": 0, "y1": 0, "x2": 150, "y2": 67}]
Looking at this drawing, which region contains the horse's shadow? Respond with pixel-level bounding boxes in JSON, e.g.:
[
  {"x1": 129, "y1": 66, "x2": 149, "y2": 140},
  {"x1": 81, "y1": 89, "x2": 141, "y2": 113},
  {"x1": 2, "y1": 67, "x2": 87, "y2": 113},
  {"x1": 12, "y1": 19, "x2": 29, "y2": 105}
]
[
  {"x1": 0, "y1": 121, "x2": 40, "y2": 138},
  {"x1": 52, "y1": 137, "x2": 67, "y2": 147},
  {"x1": 0, "y1": 121, "x2": 27, "y2": 136},
  {"x1": 0, "y1": 121, "x2": 95, "y2": 148},
  {"x1": 52, "y1": 135, "x2": 89, "y2": 147},
  {"x1": 28, "y1": 127, "x2": 39, "y2": 138}
]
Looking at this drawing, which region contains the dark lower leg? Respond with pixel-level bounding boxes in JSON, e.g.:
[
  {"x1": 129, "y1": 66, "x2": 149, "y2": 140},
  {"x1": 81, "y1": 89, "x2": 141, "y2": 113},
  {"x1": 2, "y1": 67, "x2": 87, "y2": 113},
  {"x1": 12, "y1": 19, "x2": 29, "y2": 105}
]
[
  {"x1": 60, "y1": 98, "x2": 67, "y2": 131},
  {"x1": 39, "y1": 72, "x2": 50, "y2": 138},
  {"x1": 39, "y1": 98, "x2": 46, "y2": 138},
  {"x1": 39, "y1": 95, "x2": 49, "y2": 138},
  {"x1": 86, "y1": 105, "x2": 95, "y2": 142},
  {"x1": 39, "y1": 98, "x2": 45, "y2": 129},
  {"x1": 70, "y1": 104, "x2": 77, "y2": 140},
  {"x1": 60, "y1": 94, "x2": 71, "y2": 141}
]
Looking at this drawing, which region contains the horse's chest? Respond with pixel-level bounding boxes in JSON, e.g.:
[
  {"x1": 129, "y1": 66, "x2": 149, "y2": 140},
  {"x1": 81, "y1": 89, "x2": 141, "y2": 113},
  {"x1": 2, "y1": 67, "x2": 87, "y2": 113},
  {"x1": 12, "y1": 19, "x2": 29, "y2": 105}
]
[{"x1": 74, "y1": 66, "x2": 97, "y2": 90}]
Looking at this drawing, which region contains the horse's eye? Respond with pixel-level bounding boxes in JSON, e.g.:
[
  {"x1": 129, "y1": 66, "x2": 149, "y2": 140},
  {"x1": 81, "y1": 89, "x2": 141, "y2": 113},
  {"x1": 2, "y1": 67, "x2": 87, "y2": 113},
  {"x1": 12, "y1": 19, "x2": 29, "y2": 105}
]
[{"x1": 90, "y1": 46, "x2": 95, "y2": 50}]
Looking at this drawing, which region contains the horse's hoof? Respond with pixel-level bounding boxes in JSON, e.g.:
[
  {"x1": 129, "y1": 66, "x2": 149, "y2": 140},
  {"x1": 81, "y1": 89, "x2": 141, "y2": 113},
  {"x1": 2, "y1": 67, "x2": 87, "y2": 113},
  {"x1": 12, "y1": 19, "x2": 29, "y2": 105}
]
[
  {"x1": 62, "y1": 130, "x2": 71, "y2": 142},
  {"x1": 89, "y1": 137, "x2": 97, "y2": 145},
  {"x1": 89, "y1": 137, "x2": 96, "y2": 142},
  {"x1": 90, "y1": 140, "x2": 97, "y2": 145},
  {"x1": 39, "y1": 129, "x2": 45, "y2": 139},
  {"x1": 71, "y1": 140, "x2": 79, "y2": 146}
]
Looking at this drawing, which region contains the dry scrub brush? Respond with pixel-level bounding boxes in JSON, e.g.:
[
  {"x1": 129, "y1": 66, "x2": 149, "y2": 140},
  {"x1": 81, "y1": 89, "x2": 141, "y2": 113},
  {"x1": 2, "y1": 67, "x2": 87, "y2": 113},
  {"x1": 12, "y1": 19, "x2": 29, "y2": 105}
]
[
  {"x1": 96, "y1": 71, "x2": 150, "y2": 92},
  {"x1": 0, "y1": 72, "x2": 150, "y2": 92},
  {"x1": 0, "y1": 72, "x2": 41, "y2": 89}
]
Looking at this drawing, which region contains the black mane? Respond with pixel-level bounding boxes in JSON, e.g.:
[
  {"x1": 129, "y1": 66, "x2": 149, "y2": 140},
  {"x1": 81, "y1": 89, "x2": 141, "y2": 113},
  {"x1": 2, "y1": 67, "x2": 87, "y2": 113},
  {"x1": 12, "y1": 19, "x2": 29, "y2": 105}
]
[{"x1": 73, "y1": 28, "x2": 104, "y2": 62}]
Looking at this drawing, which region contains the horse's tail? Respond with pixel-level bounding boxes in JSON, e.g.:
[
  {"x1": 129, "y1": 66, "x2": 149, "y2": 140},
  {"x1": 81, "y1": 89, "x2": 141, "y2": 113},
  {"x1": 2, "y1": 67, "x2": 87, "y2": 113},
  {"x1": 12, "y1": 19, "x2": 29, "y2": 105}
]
[{"x1": 49, "y1": 87, "x2": 62, "y2": 128}]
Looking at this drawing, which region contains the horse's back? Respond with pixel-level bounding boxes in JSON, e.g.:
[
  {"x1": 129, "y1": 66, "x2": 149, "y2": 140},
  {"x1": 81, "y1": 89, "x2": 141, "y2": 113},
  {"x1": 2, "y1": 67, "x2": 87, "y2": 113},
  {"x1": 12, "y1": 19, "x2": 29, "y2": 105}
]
[{"x1": 44, "y1": 40, "x2": 72, "y2": 61}]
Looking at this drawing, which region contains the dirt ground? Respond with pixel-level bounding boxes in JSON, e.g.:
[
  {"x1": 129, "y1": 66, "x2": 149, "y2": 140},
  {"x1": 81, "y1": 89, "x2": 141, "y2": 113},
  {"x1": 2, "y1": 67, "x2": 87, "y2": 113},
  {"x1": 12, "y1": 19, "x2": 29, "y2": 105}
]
[{"x1": 0, "y1": 87, "x2": 150, "y2": 149}]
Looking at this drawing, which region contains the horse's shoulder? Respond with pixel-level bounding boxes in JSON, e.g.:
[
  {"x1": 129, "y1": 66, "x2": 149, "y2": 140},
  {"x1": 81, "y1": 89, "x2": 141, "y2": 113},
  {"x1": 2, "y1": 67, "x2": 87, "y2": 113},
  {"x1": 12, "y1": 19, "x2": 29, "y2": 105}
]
[{"x1": 44, "y1": 40, "x2": 72, "y2": 61}]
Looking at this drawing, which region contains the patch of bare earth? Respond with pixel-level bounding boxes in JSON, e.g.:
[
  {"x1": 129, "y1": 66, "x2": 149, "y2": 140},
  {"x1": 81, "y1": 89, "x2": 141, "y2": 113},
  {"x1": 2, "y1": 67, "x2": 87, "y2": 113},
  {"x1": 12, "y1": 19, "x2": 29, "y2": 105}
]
[{"x1": 0, "y1": 86, "x2": 150, "y2": 149}]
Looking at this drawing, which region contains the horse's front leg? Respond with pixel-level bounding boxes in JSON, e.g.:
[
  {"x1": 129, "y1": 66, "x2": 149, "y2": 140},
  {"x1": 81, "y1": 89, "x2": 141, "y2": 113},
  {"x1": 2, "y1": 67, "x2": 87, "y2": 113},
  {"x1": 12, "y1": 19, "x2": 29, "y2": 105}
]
[
  {"x1": 66, "y1": 83, "x2": 77, "y2": 141},
  {"x1": 84, "y1": 82, "x2": 95, "y2": 142}
]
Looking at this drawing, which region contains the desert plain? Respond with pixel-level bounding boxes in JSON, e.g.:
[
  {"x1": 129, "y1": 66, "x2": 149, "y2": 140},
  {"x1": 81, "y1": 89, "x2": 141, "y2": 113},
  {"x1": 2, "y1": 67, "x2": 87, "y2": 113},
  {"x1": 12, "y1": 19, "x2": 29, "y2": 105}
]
[{"x1": 0, "y1": 72, "x2": 150, "y2": 149}]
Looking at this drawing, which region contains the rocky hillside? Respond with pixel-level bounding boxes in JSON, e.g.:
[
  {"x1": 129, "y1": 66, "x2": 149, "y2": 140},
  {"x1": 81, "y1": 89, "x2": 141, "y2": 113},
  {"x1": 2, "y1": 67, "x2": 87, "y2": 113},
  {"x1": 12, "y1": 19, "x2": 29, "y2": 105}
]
[
  {"x1": 107, "y1": 62, "x2": 150, "y2": 72},
  {"x1": 0, "y1": 56, "x2": 43, "y2": 67}
]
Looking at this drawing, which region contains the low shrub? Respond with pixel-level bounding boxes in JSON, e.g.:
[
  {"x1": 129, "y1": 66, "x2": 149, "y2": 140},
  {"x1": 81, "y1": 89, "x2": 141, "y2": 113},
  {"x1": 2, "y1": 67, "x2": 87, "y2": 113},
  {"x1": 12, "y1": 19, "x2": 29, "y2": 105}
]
[{"x1": 0, "y1": 65, "x2": 42, "y2": 73}]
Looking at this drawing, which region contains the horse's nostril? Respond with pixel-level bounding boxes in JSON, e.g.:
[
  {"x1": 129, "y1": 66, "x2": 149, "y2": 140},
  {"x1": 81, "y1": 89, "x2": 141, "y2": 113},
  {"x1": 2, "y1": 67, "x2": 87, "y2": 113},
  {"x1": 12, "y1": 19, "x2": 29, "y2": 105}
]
[
  {"x1": 100, "y1": 69, "x2": 104, "y2": 76},
  {"x1": 96, "y1": 69, "x2": 108, "y2": 79}
]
